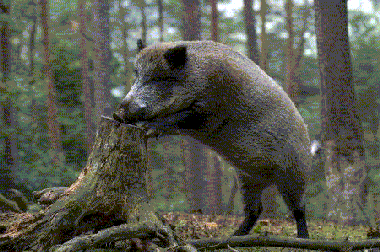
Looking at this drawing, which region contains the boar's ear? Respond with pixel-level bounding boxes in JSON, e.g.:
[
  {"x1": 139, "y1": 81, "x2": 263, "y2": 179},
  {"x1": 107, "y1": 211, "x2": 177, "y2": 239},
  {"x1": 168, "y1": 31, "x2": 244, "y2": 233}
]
[
  {"x1": 163, "y1": 45, "x2": 187, "y2": 70},
  {"x1": 137, "y1": 39, "x2": 146, "y2": 53}
]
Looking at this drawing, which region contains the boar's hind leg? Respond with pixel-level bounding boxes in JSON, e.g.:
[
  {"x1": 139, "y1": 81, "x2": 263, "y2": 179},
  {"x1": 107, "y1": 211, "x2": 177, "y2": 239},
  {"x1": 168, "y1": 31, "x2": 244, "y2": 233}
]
[
  {"x1": 233, "y1": 176, "x2": 268, "y2": 236},
  {"x1": 277, "y1": 178, "x2": 309, "y2": 239}
]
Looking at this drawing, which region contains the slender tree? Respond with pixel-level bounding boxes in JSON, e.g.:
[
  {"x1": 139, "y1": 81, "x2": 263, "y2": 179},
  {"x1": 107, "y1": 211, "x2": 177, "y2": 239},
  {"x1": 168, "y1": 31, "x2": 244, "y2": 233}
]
[
  {"x1": 0, "y1": 0, "x2": 17, "y2": 192},
  {"x1": 180, "y1": 0, "x2": 215, "y2": 214},
  {"x1": 0, "y1": 0, "x2": 12, "y2": 167},
  {"x1": 118, "y1": 1, "x2": 134, "y2": 95},
  {"x1": 285, "y1": 0, "x2": 309, "y2": 108},
  {"x1": 79, "y1": 0, "x2": 94, "y2": 156},
  {"x1": 183, "y1": 137, "x2": 205, "y2": 212},
  {"x1": 210, "y1": 0, "x2": 219, "y2": 42},
  {"x1": 204, "y1": 150, "x2": 223, "y2": 214},
  {"x1": 243, "y1": 0, "x2": 258, "y2": 63},
  {"x1": 315, "y1": 0, "x2": 367, "y2": 225},
  {"x1": 158, "y1": 0, "x2": 164, "y2": 42},
  {"x1": 137, "y1": 0, "x2": 147, "y2": 46},
  {"x1": 28, "y1": 1, "x2": 37, "y2": 83},
  {"x1": 92, "y1": 0, "x2": 111, "y2": 124},
  {"x1": 260, "y1": 0, "x2": 268, "y2": 71},
  {"x1": 181, "y1": 0, "x2": 201, "y2": 41},
  {"x1": 40, "y1": 0, "x2": 63, "y2": 167}
]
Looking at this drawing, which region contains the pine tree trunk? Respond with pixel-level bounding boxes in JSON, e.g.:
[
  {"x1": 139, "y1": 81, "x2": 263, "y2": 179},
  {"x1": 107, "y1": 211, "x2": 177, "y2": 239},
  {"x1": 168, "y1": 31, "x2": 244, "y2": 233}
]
[{"x1": 315, "y1": 0, "x2": 367, "y2": 225}]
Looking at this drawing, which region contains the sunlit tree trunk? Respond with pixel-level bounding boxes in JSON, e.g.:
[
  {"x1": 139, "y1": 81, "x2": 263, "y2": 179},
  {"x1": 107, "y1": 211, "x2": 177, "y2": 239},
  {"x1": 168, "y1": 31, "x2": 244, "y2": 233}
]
[
  {"x1": 40, "y1": 0, "x2": 63, "y2": 167},
  {"x1": 315, "y1": 0, "x2": 367, "y2": 225}
]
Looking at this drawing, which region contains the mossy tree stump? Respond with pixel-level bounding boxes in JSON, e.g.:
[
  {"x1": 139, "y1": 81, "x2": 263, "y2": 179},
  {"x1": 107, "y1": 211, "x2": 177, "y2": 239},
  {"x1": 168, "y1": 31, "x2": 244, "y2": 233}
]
[{"x1": 0, "y1": 117, "x2": 194, "y2": 251}]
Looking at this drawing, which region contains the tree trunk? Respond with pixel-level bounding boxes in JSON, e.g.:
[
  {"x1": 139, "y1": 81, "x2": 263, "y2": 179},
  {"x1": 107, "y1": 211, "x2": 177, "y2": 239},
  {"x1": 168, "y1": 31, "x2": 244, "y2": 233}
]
[
  {"x1": 285, "y1": 0, "x2": 309, "y2": 108},
  {"x1": 315, "y1": 0, "x2": 367, "y2": 225},
  {"x1": 80, "y1": 0, "x2": 95, "y2": 157},
  {"x1": 0, "y1": 117, "x2": 197, "y2": 251},
  {"x1": 210, "y1": 0, "x2": 219, "y2": 42},
  {"x1": 162, "y1": 136, "x2": 176, "y2": 202},
  {"x1": 41, "y1": 0, "x2": 63, "y2": 167},
  {"x1": 203, "y1": 151, "x2": 223, "y2": 215},
  {"x1": 0, "y1": 0, "x2": 17, "y2": 192},
  {"x1": 139, "y1": 1, "x2": 147, "y2": 46},
  {"x1": 158, "y1": 0, "x2": 164, "y2": 42},
  {"x1": 181, "y1": 0, "x2": 201, "y2": 41},
  {"x1": 260, "y1": 0, "x2": 268, "y2": 71},
  {"x1": 28, "y1": 13, "x2": 37, "y2": 82},
  {"x1": 261, "y1": 185, "x2": 280, "y2": 219},
  {"x1": 243, "y1": 0, "x2": 258, "y2": 63},
  {"x1": 119, "y1": 0, "x2": 134, "y2": 92},
  {"x1": 184, "y1": 137, "x2": 205, "y2": 213},
  {"x1": 225, "y1": 172, "x2": 238, "y2": 215},
  {"x1": 92, "y1": 0, "x2": 111, "y2": 124}
]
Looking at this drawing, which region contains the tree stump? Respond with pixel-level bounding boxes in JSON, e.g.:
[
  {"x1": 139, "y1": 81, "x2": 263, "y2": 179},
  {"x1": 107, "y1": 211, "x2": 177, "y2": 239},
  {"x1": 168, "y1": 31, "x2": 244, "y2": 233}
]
[{"x1": 0, "y1": 116, "x2": 195, "y2": 251}]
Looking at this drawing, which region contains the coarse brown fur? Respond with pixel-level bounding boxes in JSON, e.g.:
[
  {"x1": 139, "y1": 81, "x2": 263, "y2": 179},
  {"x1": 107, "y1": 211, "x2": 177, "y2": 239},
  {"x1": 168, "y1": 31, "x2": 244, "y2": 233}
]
[{"x1": 114, "y1": 40, "x2": 314, "y2": 238}]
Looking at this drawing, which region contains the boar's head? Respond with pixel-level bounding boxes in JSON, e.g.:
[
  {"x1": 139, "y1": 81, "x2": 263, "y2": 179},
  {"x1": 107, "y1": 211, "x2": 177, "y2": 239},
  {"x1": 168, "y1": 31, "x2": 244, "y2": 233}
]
[{"x1": 113, "y1": 40, "x2": 211, "y2": 137}]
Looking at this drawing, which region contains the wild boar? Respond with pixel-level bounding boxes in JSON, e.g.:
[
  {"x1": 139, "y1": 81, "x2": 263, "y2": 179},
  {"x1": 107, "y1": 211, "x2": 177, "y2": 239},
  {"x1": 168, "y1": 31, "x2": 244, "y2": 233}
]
[{"x1": 114, "y1": 40, "x2": 318, "y2": 238}]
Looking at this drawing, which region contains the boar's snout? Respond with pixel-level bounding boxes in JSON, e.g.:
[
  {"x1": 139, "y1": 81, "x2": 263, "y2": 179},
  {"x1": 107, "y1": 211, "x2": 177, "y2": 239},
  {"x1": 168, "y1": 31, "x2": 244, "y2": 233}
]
[{"x1": 113, "y1": 95, "x2": 149, "y2": 124}]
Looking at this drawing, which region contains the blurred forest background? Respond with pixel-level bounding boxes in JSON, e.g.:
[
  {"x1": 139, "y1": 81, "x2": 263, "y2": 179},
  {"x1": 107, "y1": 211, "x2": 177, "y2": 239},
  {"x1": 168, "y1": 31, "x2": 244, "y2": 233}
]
[{"x1": 0, "y1": 0, "x2": 380, "y2": 226}]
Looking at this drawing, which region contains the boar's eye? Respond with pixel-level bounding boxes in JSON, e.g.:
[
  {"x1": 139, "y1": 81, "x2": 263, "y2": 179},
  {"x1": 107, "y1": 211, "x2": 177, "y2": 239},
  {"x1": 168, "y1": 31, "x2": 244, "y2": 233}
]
[{"x1": 134, "y1": 69, "x2": 138, "y2": 76}]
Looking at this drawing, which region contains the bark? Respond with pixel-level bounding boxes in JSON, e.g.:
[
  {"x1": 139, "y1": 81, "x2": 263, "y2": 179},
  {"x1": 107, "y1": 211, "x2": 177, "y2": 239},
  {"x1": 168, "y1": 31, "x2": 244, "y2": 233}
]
[
  {"x1": 40, "y1": 0, "x2": 63, "y2": 167},
  {"x1": 0, "y1": 0, "x2": 14, "y2": 168},
  {"x1": 225, "y1": 172, "x2": 238, "y2": 215},
  {"x1": 315, "y1": 0, "x2": 367, "y2": 225},
  {"x1": 183, "y1": 137, "x2": 205, "y2": 213},
  {"x1": 158, "y1": 0, "x2": 164, "y2": 42},
  {"x1": 260, "y1": 0, "x2": 268, "y2": 71},
  {"x1": 28, "y1": 15, "x2": 37, "y2": 82},
  {"x1": 181, "y1": 0, "x2": 201, "y2": 41},
  {"x1": 138, "y1": 1, "x2": 147, "y2": 46},
  {"x1": 118, "y1": 0, "x2": 134, "y2": 92},
  {"x1": 0, "y1": 118, "x2": 198, "y2": 251},
  {"x1": 203, "y1": 151, "x2": 223, "y2": 215},
  {"x1": 285, "y1": 0, "x2": 309, "y2": 108},
  {"x1": 92, "y1": 0, "x2": 111, "y2": 124},
  {"x1": 210, "y1": 0, "x2": 218, "y2": 42},
  {"x1": 261, "y1": 185, "x2": 280, "y2": 218},
  {"x1": 162, "y1": 137, "x2": 176, "y2": 201},
  {"x1": 80, "y1": 0, "x2": 95, "y2": 156},
  {"x1": 0, "y1": 0, "x2": 18, "y2": 193},
  {"x1": 146, "y1": 141, "x2": 154, "y2": 198},
  {"x1": 243, "y1": 0, "x2": 258, "y2": 63}
]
